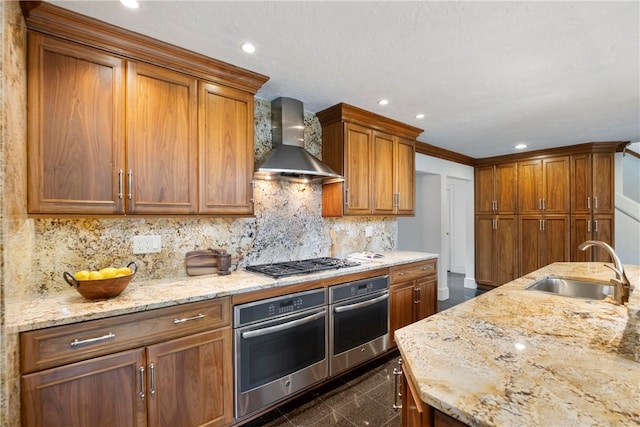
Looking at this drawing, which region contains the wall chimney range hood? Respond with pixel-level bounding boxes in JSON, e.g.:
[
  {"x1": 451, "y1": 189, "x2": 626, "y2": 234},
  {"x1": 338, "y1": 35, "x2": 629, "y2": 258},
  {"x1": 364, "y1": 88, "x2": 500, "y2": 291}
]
[{"x1": 254, "y1": 97, "x2": 343, "y2": 184}]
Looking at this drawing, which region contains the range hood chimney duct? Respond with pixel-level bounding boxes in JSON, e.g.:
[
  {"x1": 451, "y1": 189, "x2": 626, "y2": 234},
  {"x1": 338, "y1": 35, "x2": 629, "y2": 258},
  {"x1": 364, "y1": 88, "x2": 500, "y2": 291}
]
[{"x1": 254, "y1": 97, "x2": 343, "y2": 184}]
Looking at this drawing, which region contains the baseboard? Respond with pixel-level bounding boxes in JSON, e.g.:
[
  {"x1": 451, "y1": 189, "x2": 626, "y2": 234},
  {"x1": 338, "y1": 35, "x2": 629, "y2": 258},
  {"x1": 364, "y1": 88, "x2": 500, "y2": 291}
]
[{"x1": 464, "y1": 276, "x2": 477, "y2": 289}]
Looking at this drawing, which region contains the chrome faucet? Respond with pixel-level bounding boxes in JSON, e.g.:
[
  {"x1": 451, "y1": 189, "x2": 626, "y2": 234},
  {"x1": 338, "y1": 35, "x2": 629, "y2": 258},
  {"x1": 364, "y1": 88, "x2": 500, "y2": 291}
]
[{"x1": 578, "y1": 240, "x2": 632, "y2": 305}]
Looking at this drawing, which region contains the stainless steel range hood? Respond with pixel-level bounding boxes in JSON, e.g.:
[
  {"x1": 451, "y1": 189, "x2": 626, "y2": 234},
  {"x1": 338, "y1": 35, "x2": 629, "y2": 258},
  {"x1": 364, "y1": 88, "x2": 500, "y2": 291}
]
[{"x1": 254, "y1": 97, "x2": 343, "y2": 184}]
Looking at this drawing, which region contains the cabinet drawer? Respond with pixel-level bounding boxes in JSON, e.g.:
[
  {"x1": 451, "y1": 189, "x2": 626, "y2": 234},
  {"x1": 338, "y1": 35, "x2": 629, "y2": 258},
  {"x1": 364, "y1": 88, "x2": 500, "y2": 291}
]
[
  {"x1": 21, "y1": 297, "x2": 230, "y2": 374},
  {"x1": 390, "y1": 259, "x2": 437, "y2": 283}
]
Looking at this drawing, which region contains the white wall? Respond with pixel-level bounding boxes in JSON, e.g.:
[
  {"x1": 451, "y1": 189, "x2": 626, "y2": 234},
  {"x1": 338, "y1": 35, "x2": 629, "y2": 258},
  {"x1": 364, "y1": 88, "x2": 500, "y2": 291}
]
[
  {"x1": 448, "y1": 177, "x2": 468, "y2": 274},
  {"x1": 615, "y1": 150, "x2": 640, "y2": 265},
  {"x1": 398, "y1": 154, "x2": 475, "y2": 300}
]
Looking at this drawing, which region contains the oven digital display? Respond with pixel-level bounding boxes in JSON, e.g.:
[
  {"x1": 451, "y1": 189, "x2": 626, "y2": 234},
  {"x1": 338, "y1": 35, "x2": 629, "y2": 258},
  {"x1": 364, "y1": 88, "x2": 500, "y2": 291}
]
[
  {"x1": 280, "y1": 299, "x2": 294, "y2": 308},
  {"x1": 358, "y1": 284, "x2": 367, "y2": 290}
]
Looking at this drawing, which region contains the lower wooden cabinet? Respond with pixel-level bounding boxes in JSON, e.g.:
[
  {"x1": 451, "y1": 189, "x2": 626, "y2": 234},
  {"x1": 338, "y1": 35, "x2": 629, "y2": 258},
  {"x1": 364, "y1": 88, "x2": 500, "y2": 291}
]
[
  {"x1": 390, "y1": 260, "x2": 437, "y2": 347},
  {"x1": 519, "y1": 215, "x2": 570, "y2": 276},
  {"x1": 402, "y1": 370, "x2": 466, "y2": 427},
  {"x1": 475, "y1": 215, "x2": 518, "y2": 287},
  {"x1": 570, "y1": 214, "x2": 614, "y2": 262},
  {"x1": 21, "y1": 299, "x2": 233, "y2": 427}
]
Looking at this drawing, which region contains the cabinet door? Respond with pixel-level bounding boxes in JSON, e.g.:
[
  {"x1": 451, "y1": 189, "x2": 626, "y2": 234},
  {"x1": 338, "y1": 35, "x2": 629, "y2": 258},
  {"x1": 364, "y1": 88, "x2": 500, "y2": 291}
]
[
  {"x1": 475, "y1": 166, "x2": 495, "y2": 214},
  {"x1": 495, "y1": 215, "x2": 518, "y2": 285},
  {"x1": 571, "y1": 154, "x2": 591, "y2": 215},
  {"x1": 21, "y1": 349, "x2": 146, "y2": 427},
  {"x1": 541, "y1": 215, "x2": 570, "y2": 266},
  {"x1": 344, "y1": 123, "x2": 372, "y2": 215},
  {"x1": 389, "y1": 281, "x2": 415, "y2": 348},
  {"x1": 495, "y1": 163, "x2": 518, "y2": 214},
  {"x1": 146, "y1": 328, "x2": 233, "y2": 427},
  {"x1": 592, "y1": 215, "x2": 614, "y2": 262},
  {"x1": 475, "y1": 215, "x2": 496, "y2": 285},
  {"x1": 402, "y1": 371, "x2": 431, "y2": 427},
  {"x1": 571, "y1": 215, "x2": 592, "y2": 262},
  {"x1": 518, "y1": 160, "x2": 543, "y2": 214},
  {"x1": 373, "y1": 131, "x2": 396, "y2": 214},
  {"x1": 396, "y1": 137, "x2": 416, "y2": 215},
  {"x1": 27, "y1": 33, "x2": 125, "y2": 214},
  {"x1": 519, "y1": 216, "x2": 542, "y2": 276},
  {"x1": 542, "y1": 156, "x2": 570, "y2": 213},
  {"x1": 415, "y1": 275, "x2": 437, "y2": 321},
  {"x1": 127, "y1": 61, "x2": 198, "y2": 214},
  {"x1": 199, "y1": 82, "x2": 254, "y2": 214},
  {"x1": 592, "y1": 153, "x2": 614, "y2": 214}
]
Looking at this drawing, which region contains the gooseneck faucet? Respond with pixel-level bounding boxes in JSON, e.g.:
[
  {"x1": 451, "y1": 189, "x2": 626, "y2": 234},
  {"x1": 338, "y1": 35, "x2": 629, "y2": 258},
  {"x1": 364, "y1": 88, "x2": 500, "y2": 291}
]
[{"x1": 578, "y1": 240, "x2": 632, "y2": 305}]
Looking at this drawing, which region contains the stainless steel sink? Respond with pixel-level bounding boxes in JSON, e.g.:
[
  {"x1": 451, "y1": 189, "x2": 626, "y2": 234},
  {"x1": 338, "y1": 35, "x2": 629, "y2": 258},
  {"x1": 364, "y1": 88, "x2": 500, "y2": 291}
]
[{"x1": 525, "y1": 277, "x2": 611, "y2": 300}]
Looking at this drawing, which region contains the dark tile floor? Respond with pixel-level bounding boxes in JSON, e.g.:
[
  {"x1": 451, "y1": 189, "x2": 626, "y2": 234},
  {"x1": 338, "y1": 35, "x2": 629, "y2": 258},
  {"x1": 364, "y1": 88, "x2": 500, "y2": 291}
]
[{"x1": 240, "y1": 272, "x2": 485, "y2": 427}]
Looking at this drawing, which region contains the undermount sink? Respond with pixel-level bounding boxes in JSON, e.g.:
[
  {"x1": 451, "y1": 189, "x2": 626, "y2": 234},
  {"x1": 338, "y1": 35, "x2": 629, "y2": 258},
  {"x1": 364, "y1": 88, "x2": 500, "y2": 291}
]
[{"x1": 525, "y1": 277, "x2": 612, "y2": 300}]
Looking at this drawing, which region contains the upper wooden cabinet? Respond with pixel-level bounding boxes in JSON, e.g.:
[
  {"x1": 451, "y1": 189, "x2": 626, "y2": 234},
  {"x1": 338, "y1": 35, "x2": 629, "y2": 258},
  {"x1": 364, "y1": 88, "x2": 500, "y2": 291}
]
[
  {"x1": 518, "y1": 156, "x2": 570, "y2": 214},
  {"x1": 24, "y1": 3, "x2": 268, "y2": 216},
  {"x1": 571, "y1": 152, "x2": 614, "y2": 215},
  {"x1": 27, "y1": 32, "x2": 126, "y2": 214},
  {"x1": 317, "y1": 103, "x2": 422, "y2": 217},
  {"x1": 475, "y1": 163, "x2": 517, "y2": 215},
  {"x1": 127, "y1": 61, "x2": 198, "y2": 214}
]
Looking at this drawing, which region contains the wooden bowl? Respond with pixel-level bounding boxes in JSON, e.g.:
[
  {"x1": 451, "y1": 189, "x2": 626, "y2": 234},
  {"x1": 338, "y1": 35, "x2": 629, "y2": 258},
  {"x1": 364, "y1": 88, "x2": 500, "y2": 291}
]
[{"x1": 63, "y1": 262, "x2": 137, "y2": 300}]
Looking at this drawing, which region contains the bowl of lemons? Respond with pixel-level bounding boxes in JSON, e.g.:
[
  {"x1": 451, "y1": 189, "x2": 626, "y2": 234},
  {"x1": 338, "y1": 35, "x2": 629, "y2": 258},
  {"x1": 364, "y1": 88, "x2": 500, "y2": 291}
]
[{"x1": 63, "y1": 262, "x2": 137, "y2": 300}]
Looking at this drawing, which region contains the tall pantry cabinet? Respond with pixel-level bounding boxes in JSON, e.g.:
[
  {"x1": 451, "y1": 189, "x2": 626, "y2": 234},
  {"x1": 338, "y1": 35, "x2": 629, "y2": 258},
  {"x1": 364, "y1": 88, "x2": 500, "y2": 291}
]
[{"x1": 475, "y1": 143, "x2": 621, "y2": 288}]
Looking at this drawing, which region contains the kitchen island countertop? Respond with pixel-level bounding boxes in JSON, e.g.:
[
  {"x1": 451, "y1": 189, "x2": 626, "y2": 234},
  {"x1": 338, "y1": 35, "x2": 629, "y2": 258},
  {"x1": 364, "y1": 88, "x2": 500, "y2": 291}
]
[
  {"x1": 7, "y1": 251, "x2": 437, "y2": 332},
  {"x1": 395, "y1": 262, "x2": 640, "y2": 426}
]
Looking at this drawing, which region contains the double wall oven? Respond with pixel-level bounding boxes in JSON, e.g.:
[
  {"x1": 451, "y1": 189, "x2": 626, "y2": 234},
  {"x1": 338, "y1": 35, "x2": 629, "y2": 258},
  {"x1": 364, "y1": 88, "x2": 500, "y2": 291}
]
[{"x1": 234, "y1": 258, "x2": 389, "y2": 420}]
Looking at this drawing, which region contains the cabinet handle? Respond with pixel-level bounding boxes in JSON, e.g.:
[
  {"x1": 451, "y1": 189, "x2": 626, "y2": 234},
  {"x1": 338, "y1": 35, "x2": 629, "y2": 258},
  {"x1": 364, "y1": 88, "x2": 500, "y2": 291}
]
[
  {"x1": 127, "y1": 170, "x2": 133, "y2": 200},
  {"x1": 414, "y1": 287, "x2": 421, "y2": 304},
  {"x1": 539, "y1": 219, "x2": 543, "y2": 231},
  {"x1": 249, "y1": 180, "x2": 255, "y2": 203},
  {"x1": 492, "y1": 219, "x2": 497, "y2": 230},
  {"x1": 392, "y1": 358, "x2": 403, "y2": 411},
  {"x1": 70, "y1": 332, "x2": 115, "y2": 348},
  {"x1": 539, "y1": 199, "x2": 542, "y2": 210},
  {"x1": 594, "y1": 196, "x2": 598, "y2": 209},
  {"x1": 594, "y1": 220, "x2": 599, "y2": 233},
  {"x1": 139, "y1": 366, "x2": 145, "y2": 399},
  {"x1": 345, "y1": 189, "x2": 349, "y2": 207},
  {"x1": 587, "y1": 220, "x2": 591, "y2": 233},
  {"x1": 587, "y1": 196, "x2": 591, "y2": 209},
  {"x1": 118, "y1": 169, "x2": 123, "y2": 199},
  {"x1": 542, "y1": 198, "x2": 546, "y2": 211},
  {"x1": 173, "y1": 313, "x2": 205, "y2": 324},
  {"x1": 397, "y1": 270, "x2": 412, "y2": 276},
  {"x1": 421, "y1": 265, "x2": 433, "y2": 271},
  {"x1": 493, "y1": 200, "x2": 498, "y2": 212},
  {"x1": 149, "y1": 363, "x2": 156, "y2": 395},
  {"x1": 542, "y1": 219, "x2": 546, "y2": 231}
]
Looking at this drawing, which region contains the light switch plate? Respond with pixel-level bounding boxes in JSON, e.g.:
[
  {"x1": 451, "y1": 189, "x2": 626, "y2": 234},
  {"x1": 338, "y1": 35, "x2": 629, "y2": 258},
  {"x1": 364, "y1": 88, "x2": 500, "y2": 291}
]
[{"x1": 133, "y1": 235, "x2": 162, "y2": 254}]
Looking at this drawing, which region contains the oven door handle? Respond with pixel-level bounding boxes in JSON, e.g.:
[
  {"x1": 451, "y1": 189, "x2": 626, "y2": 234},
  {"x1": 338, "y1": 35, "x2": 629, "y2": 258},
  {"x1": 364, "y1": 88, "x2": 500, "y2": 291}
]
[
  {"x1": 334, "y1": 293, "x2": 388, "y2": 313},
  {"x1": 241, "y1": 311, "x2": 325, "y2": 339}
]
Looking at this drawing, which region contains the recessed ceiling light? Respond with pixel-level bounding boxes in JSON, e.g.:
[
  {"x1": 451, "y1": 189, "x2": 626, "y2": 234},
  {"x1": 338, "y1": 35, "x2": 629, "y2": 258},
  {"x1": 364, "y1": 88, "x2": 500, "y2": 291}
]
[
  {"x1": 415, "y1": 113, "x2": 425, "y2": 119},
  {"x1": 378, "y1": 99, "x2": 389, "y2": 106},
  {"x1": 120, "y1": 0, "x2": 139, "y2": 9},
  {"x1": 515, "y1": 144, "x2": 527, "y2": 150},
  {"x1": 241, "y1": 43, "x2": 256, "y2": 54}
]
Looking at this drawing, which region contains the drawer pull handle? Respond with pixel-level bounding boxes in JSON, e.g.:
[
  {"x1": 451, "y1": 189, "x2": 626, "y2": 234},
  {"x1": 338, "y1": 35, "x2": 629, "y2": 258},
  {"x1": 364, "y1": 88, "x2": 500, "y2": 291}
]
[
  {"x1": 398, "y1": 271, "x2": 412, "y2": 276},
  {"x1": 173, "y1": 313, "x2": 205, "y2": 324},
  {"x1": 139, "y1": 366, "x2": 145, "y2": 399},
  {"x1": 421, "y1": 266, "x2": 433, "y2": 271},
  {"x1": 149, "y1": 363, "x2": 156, "y2": 395},
  {"x1": 70, "y1": 332, "x2": 115, "y2": 348}
]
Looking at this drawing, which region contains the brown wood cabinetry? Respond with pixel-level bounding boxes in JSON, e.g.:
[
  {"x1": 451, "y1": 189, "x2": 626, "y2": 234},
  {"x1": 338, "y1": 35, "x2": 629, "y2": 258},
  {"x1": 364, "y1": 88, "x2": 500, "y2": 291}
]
[
  {"x1": 21, "y1": 298, "x2": 233, "y2": 427},
  {"x1": 317, "y1": 103, "x2": 422, "y2": 217},
  {"x1": 389, "y1": 259, "x2": 437, "y2": 347},
  {"x1": 475, "y1": 215, "x2": 518, "y2": 286},
  {"x1": 401, "y1": 370, "x2": 467, "y2": 427},
  {"x1": 570, "y1": 152, "x2": 615, "y2": 261},
  {"x1": 475, "y1": 143, "x2": 620, "y2": 286},
  {"x1": 519, "y1": 215, "x2": 570, "y2": 276},
  {"x1": 27, "y1": 32, "x2": 126, "y2": 215},
  {"x1": 25, "y1": 3, "x2": 267, "y2": 216},
  {"x1": 475, "y1": 163, "x2": 517, "y2": 215},
  {"x1": 518, "y1": 156, "x2": 570, "y2": 214}
]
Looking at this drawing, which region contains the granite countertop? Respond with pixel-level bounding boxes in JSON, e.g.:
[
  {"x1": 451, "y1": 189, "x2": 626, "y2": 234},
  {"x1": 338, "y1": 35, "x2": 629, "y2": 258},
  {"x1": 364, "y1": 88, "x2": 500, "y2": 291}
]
[
  {"x1": 395, "y1": 262, "x2": 640, "y2": 427},
  {"x1": 7, "y1": 251, "x2": 437, "y2": 333}
]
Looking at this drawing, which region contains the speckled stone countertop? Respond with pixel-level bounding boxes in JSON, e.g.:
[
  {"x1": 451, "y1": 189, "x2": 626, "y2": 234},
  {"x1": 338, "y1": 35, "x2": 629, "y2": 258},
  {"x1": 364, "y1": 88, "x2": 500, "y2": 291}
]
[
  {"x1": 395, "y1": 262, "x2": 640, "y2": 427},
  {"x1": 7, "y1": 251, "x2": 436, "y2": 333}
]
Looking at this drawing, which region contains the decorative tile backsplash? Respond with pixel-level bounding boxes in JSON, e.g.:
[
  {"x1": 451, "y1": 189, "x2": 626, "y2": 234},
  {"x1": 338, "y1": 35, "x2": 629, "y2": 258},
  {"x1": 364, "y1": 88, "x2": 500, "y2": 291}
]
[{"x1": 30, "y1": 98, "x2": 397, "y2": 295}]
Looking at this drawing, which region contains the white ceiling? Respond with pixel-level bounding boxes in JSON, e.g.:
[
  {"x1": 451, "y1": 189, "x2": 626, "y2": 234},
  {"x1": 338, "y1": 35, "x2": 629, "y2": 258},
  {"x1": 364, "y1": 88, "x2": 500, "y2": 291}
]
[{"x1": 49, "y1": 1, "x2": 640, "y2": 159}]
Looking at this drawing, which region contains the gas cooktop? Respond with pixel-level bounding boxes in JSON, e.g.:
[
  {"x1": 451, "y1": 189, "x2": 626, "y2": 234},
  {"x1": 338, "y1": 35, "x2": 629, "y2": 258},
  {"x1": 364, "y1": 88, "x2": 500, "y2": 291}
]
[{"x1": 245, "y1": 257, "x2": 361, "y2": 279}]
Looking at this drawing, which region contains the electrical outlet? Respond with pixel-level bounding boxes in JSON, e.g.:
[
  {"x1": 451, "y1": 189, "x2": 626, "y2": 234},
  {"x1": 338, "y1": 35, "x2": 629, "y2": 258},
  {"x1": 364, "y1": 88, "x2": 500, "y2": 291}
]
[
  {"x1": 133, "y1": 235, "x2": 162, "y2": 254},
  {"x1": 365, "y1": 226, "x2": 373, "y2": 237}
]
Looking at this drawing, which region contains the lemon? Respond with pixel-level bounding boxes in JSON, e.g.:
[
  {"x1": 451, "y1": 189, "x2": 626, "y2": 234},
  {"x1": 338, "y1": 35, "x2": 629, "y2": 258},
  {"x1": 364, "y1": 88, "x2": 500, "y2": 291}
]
[
  {"x1": 99, "y1": 267, "x2": 118, "y2": 279},
  {"x1": 117, "y1": 267, "x2": 133, "y2": 276},
  {"x1": 74, "y1": 270, "x2": 91, "y2": 281},
  {"x1": 88, "y1": 271, "x2": 104, "y2": 280}
]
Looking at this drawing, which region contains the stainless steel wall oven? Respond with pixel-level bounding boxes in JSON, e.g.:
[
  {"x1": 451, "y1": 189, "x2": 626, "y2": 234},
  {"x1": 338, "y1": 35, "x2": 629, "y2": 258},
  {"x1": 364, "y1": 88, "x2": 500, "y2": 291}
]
[
  {"x1": 329, "y1": 275, "x2": 389, "y2": 376},
  {"x1": 233, "y1": 288, "x2": 327, "y2": 419}
]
